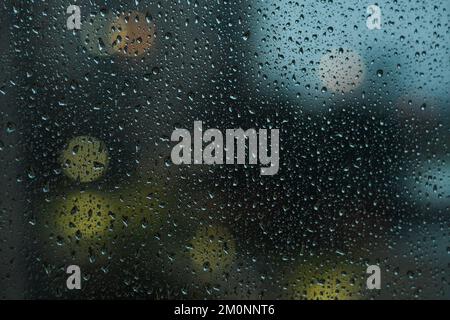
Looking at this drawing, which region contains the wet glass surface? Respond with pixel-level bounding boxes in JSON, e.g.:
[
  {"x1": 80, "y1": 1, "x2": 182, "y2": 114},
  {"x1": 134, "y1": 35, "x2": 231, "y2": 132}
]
[{"x1": 0, "y1": 0, "x2": 449, "y2": 299}]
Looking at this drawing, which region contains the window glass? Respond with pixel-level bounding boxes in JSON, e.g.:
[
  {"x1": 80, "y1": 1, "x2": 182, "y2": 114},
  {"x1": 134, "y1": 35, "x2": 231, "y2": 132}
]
[{"x1": 0, "y1": 0, "x2": 449, "y2": 300}]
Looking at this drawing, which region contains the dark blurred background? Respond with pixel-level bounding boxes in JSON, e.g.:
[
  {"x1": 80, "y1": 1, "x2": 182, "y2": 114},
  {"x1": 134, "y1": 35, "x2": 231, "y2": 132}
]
[{"x1": 0, "y1": 0, "x2": 449, "y2": 299}]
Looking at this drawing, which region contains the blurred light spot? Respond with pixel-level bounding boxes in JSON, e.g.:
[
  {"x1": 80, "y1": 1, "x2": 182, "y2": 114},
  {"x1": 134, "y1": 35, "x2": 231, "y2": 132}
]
[
  {"x1": 54, "y1": 191, "x2": 116, "y2": 239},
  {"x1": 319, "y1": 48, "x2": 365, "y2": 93},
  {"x1": 61, "y1": 136, "x2": 109, "y2": 183},
  {"x1": 289, "y1": 259, "x2": 363, "y2": 300},
  {"x1": 190, "y1": 225, "x2": 236, "y2": 274}
]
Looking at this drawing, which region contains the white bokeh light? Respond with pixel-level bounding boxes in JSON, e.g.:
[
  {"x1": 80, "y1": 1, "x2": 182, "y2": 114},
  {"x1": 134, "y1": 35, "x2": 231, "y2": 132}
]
[{"x1": 318, "y1": 48, "x2": 365, "y2": 93}]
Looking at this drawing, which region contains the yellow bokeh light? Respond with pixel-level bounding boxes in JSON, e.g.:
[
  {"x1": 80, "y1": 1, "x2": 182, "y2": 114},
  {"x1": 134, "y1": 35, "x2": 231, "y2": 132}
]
[
  {"x1": 190, "y1": 225, "x2": 236, "y2": 274},
  {"x1": 60, "y1": 136, "x2": 109, "y2": 183},
  {"x1": 36, "y1": 190, "x2": 122, "y2": 265},
  {"x1": 289, "y1": 260, "x2": 363, "y2": 300},
  {"x1": 54, "y1": 191, "x2": 117, "y2": 240},
  {"x1": 38, "y1": 184, "x2": 170, "y2": 265}
]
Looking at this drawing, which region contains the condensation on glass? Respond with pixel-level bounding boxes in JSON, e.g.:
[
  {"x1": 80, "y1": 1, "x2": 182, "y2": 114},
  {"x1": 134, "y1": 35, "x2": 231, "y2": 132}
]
[{"x1": 0, "y1": 0, "x2": 449, "y2": 300}]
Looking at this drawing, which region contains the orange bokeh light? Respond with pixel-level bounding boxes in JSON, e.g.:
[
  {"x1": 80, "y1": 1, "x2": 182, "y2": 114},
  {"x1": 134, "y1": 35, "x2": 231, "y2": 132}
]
[{"x1": 110, "y1": 11, "x2": 156, "y2": 57}]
